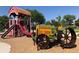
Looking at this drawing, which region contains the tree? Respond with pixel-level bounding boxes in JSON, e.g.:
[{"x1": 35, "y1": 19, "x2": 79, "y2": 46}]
[
  {"x1": 0, "y1": 16, "x2": 9, "y2": 32},
  {"x1": 45, "y1": 21, "x2": 51, "y2": 25},
  {"x1": 63, "y1": 15, "x2": 76, "y2": 25},
  {"x1": 26, "y1": 9, "x2": 45, "y2": 24},
  {"x1": 75, "y1": 19, "x2": 79, "y2": 26},
  {"x1": 51, "y1": 19, "x2": 60, "y2": 27},
  {"x1": 61, "y1": 19, "x2": 66, "y2": 27},
  {"x1": 56, "y1": 16, "x2": 63, "y2": 26},
  {"x1": 56, "y1": 16, "x2": 62, "y2": 23}
]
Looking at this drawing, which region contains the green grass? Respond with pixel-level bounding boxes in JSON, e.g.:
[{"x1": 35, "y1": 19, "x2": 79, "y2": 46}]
[{"x1": 74, "y1": 28, "x2": 79, "y2": 32}]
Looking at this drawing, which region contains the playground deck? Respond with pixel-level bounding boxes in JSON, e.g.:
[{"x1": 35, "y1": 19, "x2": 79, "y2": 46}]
[{"x1": 0, "y1": 36, "x2": 79, "y2": 53}]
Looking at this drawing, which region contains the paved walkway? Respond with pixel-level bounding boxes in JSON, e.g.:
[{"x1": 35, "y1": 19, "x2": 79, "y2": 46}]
[{"x1": 0, "y1": 42, "x2": 11, "y2": 53}]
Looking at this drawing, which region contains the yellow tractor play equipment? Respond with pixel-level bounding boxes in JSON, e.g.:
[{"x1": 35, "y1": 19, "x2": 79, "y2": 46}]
[
  {"x1": 36, "y1": 25, "x2": 53, "y2": 36},
  {"x1": 33, "y1": 24, "x2": 76, "y2": 50}
]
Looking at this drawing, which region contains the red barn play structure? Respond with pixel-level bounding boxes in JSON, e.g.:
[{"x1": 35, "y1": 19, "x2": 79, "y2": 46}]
[{"x1": 1, "y1": 7, "x2": 32, "y2": 38}]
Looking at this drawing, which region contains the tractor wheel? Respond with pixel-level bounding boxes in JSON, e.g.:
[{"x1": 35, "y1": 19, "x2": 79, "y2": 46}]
[
  {"x1": 57, "y1": 28, "x2": 76, "y2": 48},
  {"x1": 36, "y1": 34, "x2": 50, "y2": 50}
]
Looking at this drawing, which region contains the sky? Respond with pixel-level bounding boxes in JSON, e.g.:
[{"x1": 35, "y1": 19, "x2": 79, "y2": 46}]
[{"x1": 0, "y1": 6, "x2": 79, "y2": 21}]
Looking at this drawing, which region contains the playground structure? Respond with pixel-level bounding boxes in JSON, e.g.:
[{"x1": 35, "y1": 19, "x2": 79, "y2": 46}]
[
  {"x1": 33, "y1": 24, "x2": 76, "y2": 50},
  {"x1": 0, "y1": 6, "x2": 77, "y2": 51},
  {"x1": 1, "y1": 7, "x2": 32, "y2": 38}
]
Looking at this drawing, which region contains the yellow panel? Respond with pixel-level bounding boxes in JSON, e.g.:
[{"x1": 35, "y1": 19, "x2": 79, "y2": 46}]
[{"x1": 36, "y1": 25, "x2": 52, "y2": 36}]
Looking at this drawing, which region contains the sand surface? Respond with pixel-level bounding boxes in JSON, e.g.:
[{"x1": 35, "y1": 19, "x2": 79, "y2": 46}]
[{"x1": 0, "y1": 36, "x2": 79, "y2": 53}]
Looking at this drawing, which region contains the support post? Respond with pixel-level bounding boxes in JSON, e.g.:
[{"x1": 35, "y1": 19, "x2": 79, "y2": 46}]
[{"x1": 27, "y1": 16, "x2": 31, "y2": 32}]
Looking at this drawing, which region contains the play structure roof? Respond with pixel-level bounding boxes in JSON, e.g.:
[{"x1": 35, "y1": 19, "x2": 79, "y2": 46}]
[{"x1": 9, "y1": 7, "x2": 31, "y2": 16}]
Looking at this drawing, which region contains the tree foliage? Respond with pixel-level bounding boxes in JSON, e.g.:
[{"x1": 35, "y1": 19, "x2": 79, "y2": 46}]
[
  {"x1": 63, "y1": 15, "x2": 76, "y2": 25},
  {"x1": 56, "y1": 16, "x2": 62, "y2": 23},
  {"x1": 75, "y1": 19, "x2": 79, "y2": 26},
  {"x1": 45, "y1": 21, "x2": 51, "y2": 25},
  {"x1": 51, "y1": 20, "x2": 60, "y2": 27},
  {"x1": 28, "y1": 9, "x2": 45, "y2": 24},
  {"x1": 0, "y1": 16, "x2": 9, "y2": 31}
]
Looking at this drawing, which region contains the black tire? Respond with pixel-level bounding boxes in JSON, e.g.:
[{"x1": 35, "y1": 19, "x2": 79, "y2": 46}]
[
  {"x1": 57, "y1": 28, "x2": 76, "y2": 48},
  {"x1": 36, "y1": 34, "x2": 50, "y2": 50}
]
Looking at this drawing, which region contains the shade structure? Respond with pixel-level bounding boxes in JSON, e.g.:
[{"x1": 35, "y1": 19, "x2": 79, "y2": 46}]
[{"x1": 9, "y1": 6, "x2": 31, "y2": 16}]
